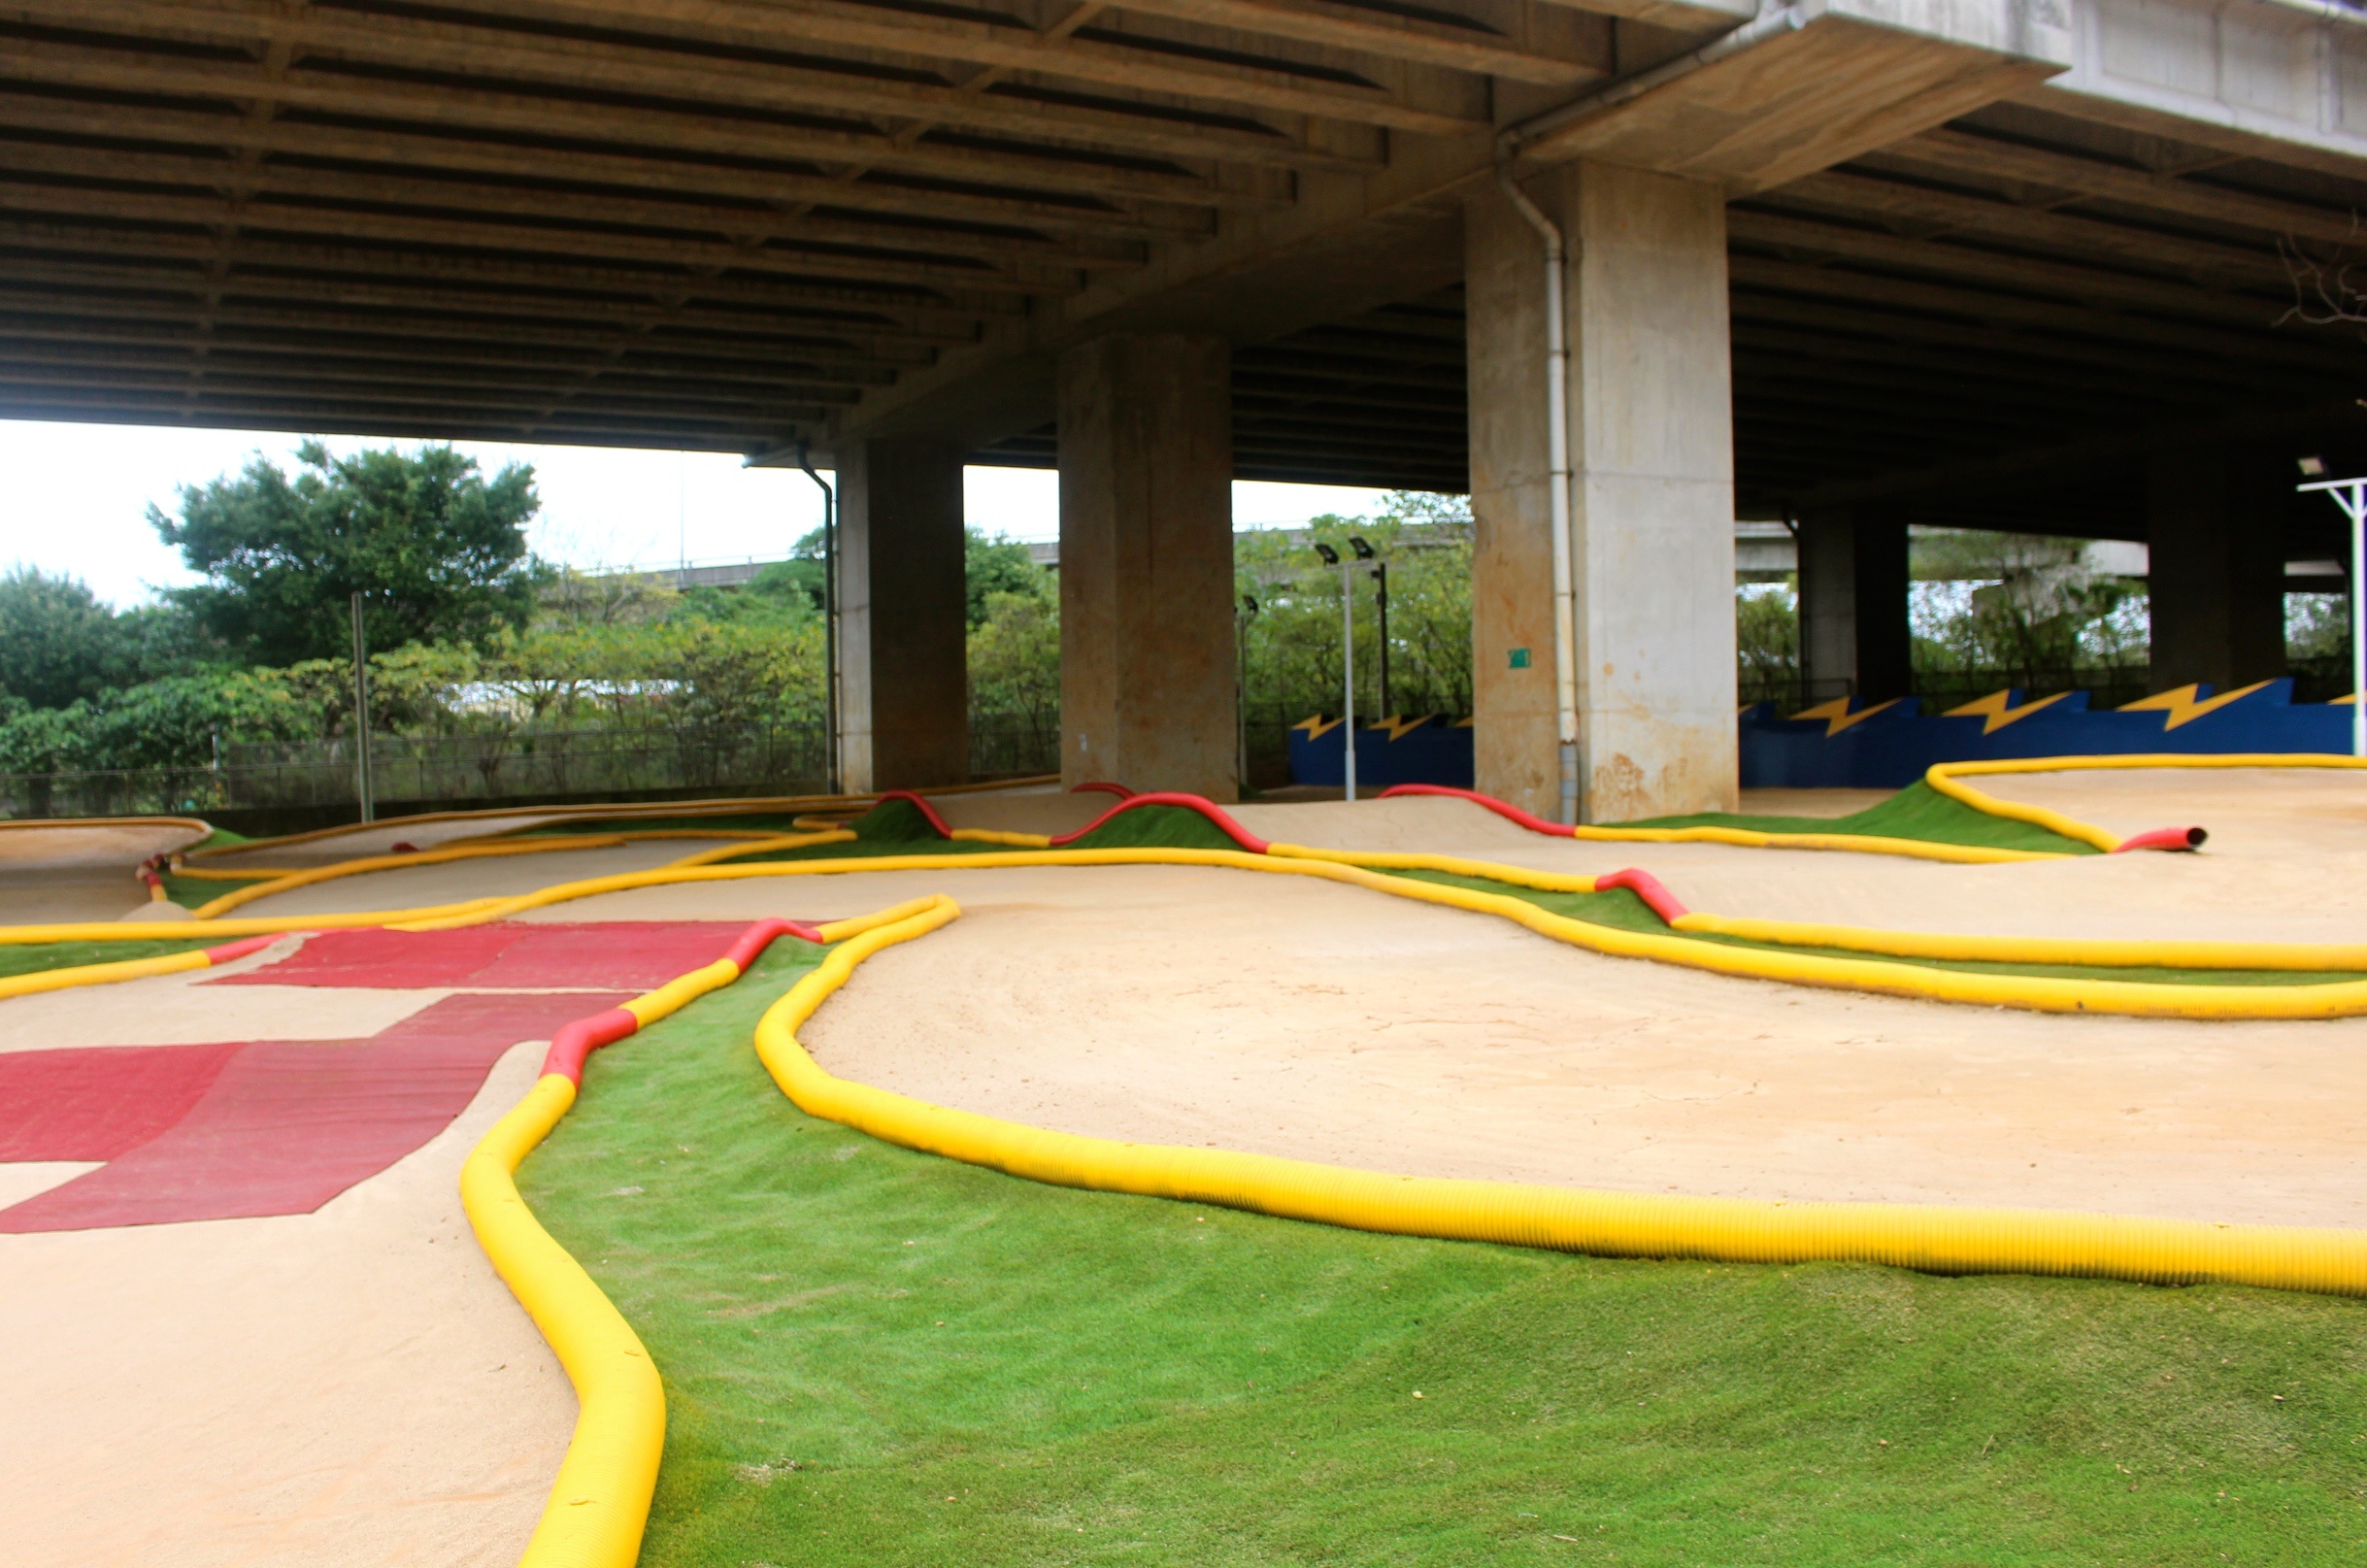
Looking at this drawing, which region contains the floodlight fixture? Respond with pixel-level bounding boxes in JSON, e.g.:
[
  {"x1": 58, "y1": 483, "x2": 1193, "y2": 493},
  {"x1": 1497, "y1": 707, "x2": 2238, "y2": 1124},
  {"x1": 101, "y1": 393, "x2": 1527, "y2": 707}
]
[
  {"x1": 1313, "y1": 542, "x2": 1339, "y2": 565},
  {"x1": 1241, "y1": 594, "x2": 1259, "y2": 615},
  {"x1": 1348, "y1": 535, "x2": 1376, "y2": 560},
  {"x1": 2300, "y1": 455, "x2": 2328, "y2": 477}
]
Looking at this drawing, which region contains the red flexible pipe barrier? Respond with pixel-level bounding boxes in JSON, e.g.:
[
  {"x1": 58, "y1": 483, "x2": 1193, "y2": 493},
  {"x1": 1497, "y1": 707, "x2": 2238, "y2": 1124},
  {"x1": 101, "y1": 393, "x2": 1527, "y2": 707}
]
[
  {"x1": 542, "y1": 1007, "x2": 642, "y2": 1084},
  {"x1": 1593, "y1": 867, "x2": 1690, "y2": 923},
  {"x1": 1070, "y1": 781, "x2": 1133, "y2": 798},
  {"x1": 2111, "y1": 825, "x2": 2209, "y2": 853},
  {"x1": 871, "y1": 789, "x2": 958, "y2": 839},
  {"x1": 1376, "y1": 783, "x2": 1575, "y2": 838},
  {"x1": 539, "y1": 919, "x2": 824, "y2": 1083},
  {"x1": 201, "y1": 934, "x2": 284, "y2": 965},
  {"x1": 722, "y1": 917, "x2": 825, "y2": 969},
  {"x1": 1046, "y1": 791, "x2": 1274, "y2": 854}
]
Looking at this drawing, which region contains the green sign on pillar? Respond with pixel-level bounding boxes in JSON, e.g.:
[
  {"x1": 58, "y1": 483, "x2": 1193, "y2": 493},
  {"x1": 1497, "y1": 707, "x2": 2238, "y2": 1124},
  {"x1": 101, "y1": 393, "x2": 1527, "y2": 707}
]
[{"x1": 1508, "y1": 647, "x2": 1532, "y2": 669}]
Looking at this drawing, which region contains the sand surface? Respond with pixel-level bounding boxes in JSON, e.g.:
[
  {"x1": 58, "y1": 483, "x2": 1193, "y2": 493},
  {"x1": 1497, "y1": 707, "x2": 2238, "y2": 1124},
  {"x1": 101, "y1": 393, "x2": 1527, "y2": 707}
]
[
  {"x1": 205, "y1": 813, "x2": 572, "y2": 868},
  {"x1": 207, "y1": 837, "x2": 746, "y2": 919},
  {"x1": 8, "y1": 764, "x2": 2366, "y2": 1564},
  {"x1": 541, "y1": 849, "x2": 2367, "y2": 1229},
  {"x1": 0, "y1": 820, "x2": 214, "y2": 925},
  {"x1": 0, "y1": 1038, "x2": 571, "y2": 1568}
]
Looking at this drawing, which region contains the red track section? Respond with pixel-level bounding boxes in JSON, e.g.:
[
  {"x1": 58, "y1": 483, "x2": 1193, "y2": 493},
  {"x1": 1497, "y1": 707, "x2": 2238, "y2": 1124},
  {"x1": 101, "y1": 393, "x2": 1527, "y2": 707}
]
[
  {"x1": 1069, "y1": 781, "x2": 1133, "y2": 798},
  {"x1": 543, "y1": 1008, "x2": 641, "y2": 1085},
  {"x1": 1376, "y1": 783, "x2": 1573, "y2": 837},
  {"x1": 722, "y1": 917, "x2": 825, "y2": 970},
  {"x1": 0, "y1": 918, "x2": 829, "y2": 1233},
  {"x1": 1046, "y1": 791, "x2": 1273, "y2": 853},
  {"x1": 0, "y1": 992, "x2": 628, "y2": 1233},
  {"x1": 2112, "y1": 825, "x2": 2209, "y2": 853},
  {"x1": 1593, "y1": 868, "x2": 1690, "y2": 923},
  {"x1": 201, "y1": 934, "x2": 283, "y2": 965},
  {"x1": 0, "y1": 1044, "x2": 242, "y2": 1160},
  {"x1": 872, "y1": 789, "x2": 957, "y2": 838},
  {"x1": 206, "y1": 920, "x2": 753, "y2": 989}
]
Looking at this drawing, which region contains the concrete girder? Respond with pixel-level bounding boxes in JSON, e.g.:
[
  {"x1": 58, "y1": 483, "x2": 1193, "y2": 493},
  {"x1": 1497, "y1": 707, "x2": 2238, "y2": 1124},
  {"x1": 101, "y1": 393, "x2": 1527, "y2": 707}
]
[{"x1": 817, "y1": 2, "x2": 2068, "y2": 458}]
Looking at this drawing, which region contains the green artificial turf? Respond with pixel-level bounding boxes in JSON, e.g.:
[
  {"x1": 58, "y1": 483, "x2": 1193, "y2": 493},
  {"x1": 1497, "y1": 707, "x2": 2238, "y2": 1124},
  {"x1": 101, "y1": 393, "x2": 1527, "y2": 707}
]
[
  {"x1": 518, "y1": 947, "x2": 2367, "y2": 1567},
  {"x1": 0, "y1": 936, "x2": 216, "y2": 977},
  {"x1": 1623, "y1": 782, "x2": 2097, "y2": 856}
]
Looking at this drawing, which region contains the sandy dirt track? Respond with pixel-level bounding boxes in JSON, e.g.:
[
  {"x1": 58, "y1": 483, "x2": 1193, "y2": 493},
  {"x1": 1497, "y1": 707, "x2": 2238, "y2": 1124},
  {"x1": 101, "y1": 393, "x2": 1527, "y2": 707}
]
[
  {"x1": 545, "y1": 855, "x2": 2367, "y2": 1230},
  {"x1": 0, "y1": 1038, "x2": 571, "y2": 1568},
  {"x1": 0, "y1": 818, "x2": 212, "y2": 924},
  {"x1": 6, "y1": 766, "x2": 2364, "y2": 1566}
]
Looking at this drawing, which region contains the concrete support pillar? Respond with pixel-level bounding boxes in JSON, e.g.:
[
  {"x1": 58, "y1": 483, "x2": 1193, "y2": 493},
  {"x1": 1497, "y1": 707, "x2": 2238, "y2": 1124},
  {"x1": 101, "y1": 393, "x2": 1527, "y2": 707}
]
[
  {"x1": 837, "y1": 436, "x2": 968, "y2": 792},
  {"x1": 1466, "y1": 160, "x2": 1737, "y2": 822},
  {"x1": 2146, "y1": 448, "x2": 2285, "y2": 692},
  {"x1": 1853, "y1": 513, "x2": 1914, "y2": 703},
  {"x1": 1055, "y1": 331, "x2": 1238, "y2": 800},
  {"x1": 1796, "y1": 512, "x2": 1856, "y2": 707},
  {"x1": 1796, "y1": 510, "x2": 1912, "y2": 706}
]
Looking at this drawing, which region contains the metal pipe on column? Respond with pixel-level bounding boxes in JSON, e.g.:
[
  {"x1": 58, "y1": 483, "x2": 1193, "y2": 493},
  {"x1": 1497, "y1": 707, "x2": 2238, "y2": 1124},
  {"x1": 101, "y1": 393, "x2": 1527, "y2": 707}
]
[
  {"x1": 1316, "y1": 541, "x2": 1355, "y2": 800},
  {"x1": 349, "y1": 590, "x2": 375, "y2": 824},
  {"x1": 1494, "y1": 168, "x2": 1581, "y2": 826},
  {"x1": 798, "y1": 443, "x2": 840, "y2": 795}
]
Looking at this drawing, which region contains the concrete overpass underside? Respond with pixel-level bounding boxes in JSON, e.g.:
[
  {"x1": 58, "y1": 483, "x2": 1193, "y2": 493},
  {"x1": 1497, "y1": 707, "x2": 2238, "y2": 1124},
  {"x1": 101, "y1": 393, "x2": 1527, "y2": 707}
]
[{"x1": 5, "y1": 0, "x2": 2367, "y2": 814}]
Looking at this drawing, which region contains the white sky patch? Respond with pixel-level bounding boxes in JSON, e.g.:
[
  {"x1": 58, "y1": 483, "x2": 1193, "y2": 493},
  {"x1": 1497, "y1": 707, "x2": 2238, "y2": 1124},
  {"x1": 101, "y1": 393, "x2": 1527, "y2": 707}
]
[{"x1": 0, "y1": 418, "x2": 1397, "y2": 609}]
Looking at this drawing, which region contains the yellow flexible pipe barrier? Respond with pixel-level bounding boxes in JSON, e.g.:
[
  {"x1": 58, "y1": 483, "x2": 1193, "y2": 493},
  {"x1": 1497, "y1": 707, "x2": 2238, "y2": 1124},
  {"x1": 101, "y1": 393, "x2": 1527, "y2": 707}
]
[
  {"x1": 463, "y1": 1075, "x2": 662, "y2": 1568},
  {"x1": 460, "y1": 897, "x2": 947, "y2": 1568},
  {"x1": 15, "y1": 844, "x2": 2367, "y2": 1018},
  {"x1": 1926, "y1": 753, "x2": 2367, "y2": 853},
  {"x1": 752, "y1": 898, "x2": 2367, "y2": 1297},
  {"x1": 189, "y1": 835, "x2": 638, "y2": 917},
  {"x1": 0, "y1": 944, "x2": 221, "y2": 1001}
]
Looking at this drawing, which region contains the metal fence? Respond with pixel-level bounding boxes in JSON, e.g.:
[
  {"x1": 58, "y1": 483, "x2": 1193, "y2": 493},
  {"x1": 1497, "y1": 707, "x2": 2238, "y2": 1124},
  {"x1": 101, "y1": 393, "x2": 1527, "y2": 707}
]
[{"x1": 0, "y1": 715, "x2": 1064, "y2": 820}]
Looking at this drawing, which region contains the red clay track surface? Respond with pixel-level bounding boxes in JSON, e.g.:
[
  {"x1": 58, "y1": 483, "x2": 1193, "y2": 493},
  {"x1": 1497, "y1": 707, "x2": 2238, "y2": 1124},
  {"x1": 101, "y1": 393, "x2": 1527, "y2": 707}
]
[
  {"x1": 0, "y1": 992, "x2": 628, "y2": 1233},
  {"x1": 203, "y1": 919, "x2": 752, "y2": 988}
]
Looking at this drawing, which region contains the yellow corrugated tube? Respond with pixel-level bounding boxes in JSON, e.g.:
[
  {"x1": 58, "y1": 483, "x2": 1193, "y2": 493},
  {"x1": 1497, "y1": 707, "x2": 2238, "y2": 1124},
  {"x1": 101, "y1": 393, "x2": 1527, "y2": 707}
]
[
  {"x1": 751, "y1": 897, "x2": 2367, "y2": 1298},
  {"x1": 463, "y1": 1075, "x2": 663, "y2": 1568}
]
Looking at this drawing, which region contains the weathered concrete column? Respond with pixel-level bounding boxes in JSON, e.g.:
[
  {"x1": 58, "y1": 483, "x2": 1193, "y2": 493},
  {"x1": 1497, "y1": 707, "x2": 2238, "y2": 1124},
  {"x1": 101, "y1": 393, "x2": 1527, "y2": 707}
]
[
  {"x1": 2147, "y1": 448, "x2": 2284, "y2": 692},
  {"x1": 1055, "y1": 332, "x2": 1238, "y2": 799},
  {"x1": 1796, "y1": 512, "x2": 1856, "y2": 707},
  {"x1": 1467, "y1": 160, "x2": 1736, "y2": 822},
  {"x1": 837, "y1": 436, "x2": 968, "y2": 792},
  {"x1": 1853, "y1": 513, "x2": 1914, "y2": 703},
  {"x1": 1797, "y1": 510, "x2": 1912, "y2": 706}
]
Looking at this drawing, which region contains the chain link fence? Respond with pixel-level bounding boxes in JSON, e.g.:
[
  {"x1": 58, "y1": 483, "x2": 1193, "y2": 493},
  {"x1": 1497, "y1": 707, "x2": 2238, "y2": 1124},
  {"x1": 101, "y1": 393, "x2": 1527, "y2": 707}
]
[{"x1": 0, "y1": 715, "x2": 1064, "y2": 820}]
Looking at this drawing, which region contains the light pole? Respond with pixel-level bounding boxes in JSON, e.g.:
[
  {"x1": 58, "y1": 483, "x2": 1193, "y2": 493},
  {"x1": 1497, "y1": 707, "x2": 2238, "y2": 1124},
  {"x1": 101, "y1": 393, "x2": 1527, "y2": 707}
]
[
  {"x1": 1350, "y1": 535, "x2": 1386, "y2": 718},
  {"x1": 2298, "y1": 460, "x2": 2367, "y2": 757},
  {"x1": 1315, "y1": 541, "x2": 1355, "y2": 800},
  {"x1": 349, "y1": 591, "x2": 375, "y2": 823},
  {"x1": 1236, "y1": 593, "x2": 1258, "y2": 794}
]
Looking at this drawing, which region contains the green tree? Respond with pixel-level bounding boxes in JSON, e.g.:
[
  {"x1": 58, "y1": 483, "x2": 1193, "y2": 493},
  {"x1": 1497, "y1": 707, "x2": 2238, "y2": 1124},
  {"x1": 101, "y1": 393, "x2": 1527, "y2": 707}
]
[
  {"x1": 1735, "y1": 584, "x2": 1798, "y2": 704},
  {"x1": 1234, "y1": 493, "x2": 1473, "y2": 719},
  {"x1": 0, "y1": 566, "x2": 131, "y2": 709},
  {"x1": 153, "y1": 440, "x2": 542, "y2": 665},
  {"x1": 969, "y1": 588, "x2": 1060, "y2": 743},
  {"x1": 966, "y1": 529, "x2": 1047, "y2": 630}
]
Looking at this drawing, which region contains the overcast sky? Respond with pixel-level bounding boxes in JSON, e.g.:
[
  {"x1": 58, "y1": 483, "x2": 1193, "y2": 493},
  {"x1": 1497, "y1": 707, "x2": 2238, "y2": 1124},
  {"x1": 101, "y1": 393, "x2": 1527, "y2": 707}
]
[{"x1": 0, "y1": 418, "x2": 1396, "y2": 609}]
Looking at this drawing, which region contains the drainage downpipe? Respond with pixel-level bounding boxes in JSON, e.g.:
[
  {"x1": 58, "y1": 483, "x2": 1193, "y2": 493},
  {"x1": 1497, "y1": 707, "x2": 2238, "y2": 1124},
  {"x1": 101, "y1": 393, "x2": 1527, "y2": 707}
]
[
  {"x1": 797, "y1": 443, "x2": 840, "y2": 796},
  {"x1": 1492, "y1": 2, "x2": 1808, "y2": 828},
  {"x1": 1492, "y1": 169, "x2": 1582, "y2": 829}
]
